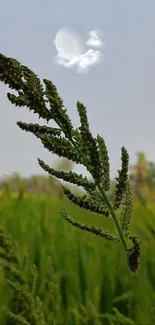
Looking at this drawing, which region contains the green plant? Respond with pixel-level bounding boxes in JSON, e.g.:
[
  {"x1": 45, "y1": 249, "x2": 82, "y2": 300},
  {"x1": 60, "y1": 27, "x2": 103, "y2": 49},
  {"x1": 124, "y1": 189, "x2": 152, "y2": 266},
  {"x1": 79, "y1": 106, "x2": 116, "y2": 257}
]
[
  {"x1": 0, "y1": 53, "x2": 141, "y2": 274},
  {"x1": 0, "y1": 227, "x2": 62, "y2": 324}
]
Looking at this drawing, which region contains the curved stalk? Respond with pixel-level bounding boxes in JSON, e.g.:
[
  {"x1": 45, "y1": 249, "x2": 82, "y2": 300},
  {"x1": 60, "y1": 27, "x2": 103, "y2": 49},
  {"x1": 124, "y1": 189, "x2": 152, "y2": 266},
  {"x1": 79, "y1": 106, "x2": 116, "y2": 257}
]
[{"x1": 97, "y1": 183, "x2": 127, "y2": 251}]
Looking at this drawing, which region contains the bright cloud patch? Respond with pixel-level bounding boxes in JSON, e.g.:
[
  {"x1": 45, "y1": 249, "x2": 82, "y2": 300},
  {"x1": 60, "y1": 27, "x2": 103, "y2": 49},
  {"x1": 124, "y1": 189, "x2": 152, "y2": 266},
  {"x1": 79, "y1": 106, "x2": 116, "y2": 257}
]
[
  {"x1": 53, "y1": 26, "x2": 104, "y2": 73},
  {"x1": 86, "y1": 30, "x2": 104, "y2": 48}
]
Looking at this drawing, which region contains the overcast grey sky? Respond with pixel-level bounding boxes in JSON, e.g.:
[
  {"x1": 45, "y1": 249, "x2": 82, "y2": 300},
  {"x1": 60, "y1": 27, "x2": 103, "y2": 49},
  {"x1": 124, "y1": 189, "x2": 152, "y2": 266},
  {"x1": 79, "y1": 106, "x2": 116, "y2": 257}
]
[{"x1": 0, "y1": 0, "x2": 155, "y2": 179}]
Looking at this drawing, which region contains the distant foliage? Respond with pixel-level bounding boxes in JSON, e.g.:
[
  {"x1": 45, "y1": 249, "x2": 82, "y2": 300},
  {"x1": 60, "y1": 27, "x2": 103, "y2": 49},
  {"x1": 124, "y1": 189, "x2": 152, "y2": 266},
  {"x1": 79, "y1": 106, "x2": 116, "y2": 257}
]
[
  {"x1": 0, "y1": 173, "x2": 61, "y2": 198},
  {"x1": 130, "y1": 152, "x2": 155, "y2": 203},
  {"x1": 0, "y1": 194, "x2": 154, "y2": 324}
]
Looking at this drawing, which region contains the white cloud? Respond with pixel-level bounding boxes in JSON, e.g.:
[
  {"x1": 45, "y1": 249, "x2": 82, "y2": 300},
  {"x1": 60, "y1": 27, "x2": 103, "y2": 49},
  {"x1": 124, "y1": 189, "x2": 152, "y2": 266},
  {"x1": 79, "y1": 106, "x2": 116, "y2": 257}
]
[
  {"x1": 55, "y1": 49, "x2": 103, "y2": 73},
  {"x1": 53, "y1": 27, "x2": 104, "y2": 73},
  {"x1": 86, "y1": 30, "x2": 104, "y2": 48}
]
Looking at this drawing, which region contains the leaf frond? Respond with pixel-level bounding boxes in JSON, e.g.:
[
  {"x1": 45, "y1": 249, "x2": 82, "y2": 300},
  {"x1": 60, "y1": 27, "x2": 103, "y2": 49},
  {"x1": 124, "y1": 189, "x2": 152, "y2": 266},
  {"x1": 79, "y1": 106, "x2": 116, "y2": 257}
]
[
  {"x1": 43, "y1": 79, "x2": 73, "y2": 137},
  {"x1": 38, "y1": 158, "x2": 96, "y2": 191},
  {"x1": 62, "y1": 186, "x2": 109, "y2": 217},
  {"x1": 61, "y1": 210, "x2": 119, "y2": 242},
  {"x1": 77, "y1": 101, "x2": 101, "y2": 181},
  {"x1": 96, "y1": 135, "x2": 110, "y2": 191},
  {"x1": 120, "y1": 180, "x2": 133, "y2": 238},
  {"x1": 126, "y1": 236, "x2": 141, "y2": 274},
  {"x1": 37, "y1": 133, "x2": 82, "y2": 164},
  {"x1": 114, "y1": 146, "x2": 129, "y2": 210},
  {"x1": 17, "y1": 121, "x2": 61, "y2": 137}
]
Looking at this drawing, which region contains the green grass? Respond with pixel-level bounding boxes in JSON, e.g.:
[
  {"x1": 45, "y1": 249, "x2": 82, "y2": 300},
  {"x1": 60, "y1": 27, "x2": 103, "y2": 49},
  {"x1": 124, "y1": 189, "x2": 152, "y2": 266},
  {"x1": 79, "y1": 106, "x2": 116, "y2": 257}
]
[{"x1": 0, "y1": 192, "x2": 155, "y2": 324}]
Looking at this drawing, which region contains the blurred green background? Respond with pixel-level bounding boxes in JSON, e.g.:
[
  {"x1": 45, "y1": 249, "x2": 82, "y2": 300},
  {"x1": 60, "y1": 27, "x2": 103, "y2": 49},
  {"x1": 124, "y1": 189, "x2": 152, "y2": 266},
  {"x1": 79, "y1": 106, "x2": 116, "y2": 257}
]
[{"x1": 0, "y1": 155, "x2": 155, "y2": 324}]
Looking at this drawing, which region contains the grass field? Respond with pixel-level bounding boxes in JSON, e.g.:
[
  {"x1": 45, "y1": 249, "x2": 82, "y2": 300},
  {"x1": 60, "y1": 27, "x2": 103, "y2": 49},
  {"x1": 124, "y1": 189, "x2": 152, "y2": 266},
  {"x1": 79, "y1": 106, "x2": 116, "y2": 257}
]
[{"x1": 0, "y1": 190, "x2": 155, "y2": 324}]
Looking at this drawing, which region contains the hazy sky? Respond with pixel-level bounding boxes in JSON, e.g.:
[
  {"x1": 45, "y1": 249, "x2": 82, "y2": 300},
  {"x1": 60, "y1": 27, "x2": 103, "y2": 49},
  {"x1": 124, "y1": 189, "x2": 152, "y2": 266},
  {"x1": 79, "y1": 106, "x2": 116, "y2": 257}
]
[{"x1": 0, "y1": 0, "x2": 155, "y2": 179}]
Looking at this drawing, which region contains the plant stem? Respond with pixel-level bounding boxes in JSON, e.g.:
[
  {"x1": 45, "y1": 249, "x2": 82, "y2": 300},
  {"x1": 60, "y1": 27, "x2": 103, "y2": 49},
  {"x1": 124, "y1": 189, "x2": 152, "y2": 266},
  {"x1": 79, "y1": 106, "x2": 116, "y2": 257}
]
[{"x1": 97, "y1": 183, "x2": 127, "y2": 251}]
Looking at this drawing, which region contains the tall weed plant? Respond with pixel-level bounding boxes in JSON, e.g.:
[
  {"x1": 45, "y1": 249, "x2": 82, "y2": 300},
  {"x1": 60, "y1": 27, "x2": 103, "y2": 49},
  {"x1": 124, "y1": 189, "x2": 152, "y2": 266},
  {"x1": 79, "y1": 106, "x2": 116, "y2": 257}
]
[
  {"x1": 0, "y1": 52, "x2": 141, "y2": 273},
  {"x1": 0, "y1": 52, "x2": 150, "y2": 324}
]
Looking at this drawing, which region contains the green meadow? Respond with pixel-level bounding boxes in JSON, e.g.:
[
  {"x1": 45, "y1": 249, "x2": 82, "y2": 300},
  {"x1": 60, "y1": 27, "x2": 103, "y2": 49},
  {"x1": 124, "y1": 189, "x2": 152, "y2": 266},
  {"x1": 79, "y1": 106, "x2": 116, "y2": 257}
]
[{"x1": 0, "y1": 190, "x2": 155, "y2": 324}]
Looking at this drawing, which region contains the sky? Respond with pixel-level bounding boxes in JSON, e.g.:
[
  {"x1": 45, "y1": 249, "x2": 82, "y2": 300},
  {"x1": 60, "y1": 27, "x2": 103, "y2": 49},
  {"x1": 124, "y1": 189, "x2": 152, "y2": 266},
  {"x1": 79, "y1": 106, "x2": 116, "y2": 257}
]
[{"x1": 0, "y1": 0, "x2": 155, "y2": 180}]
